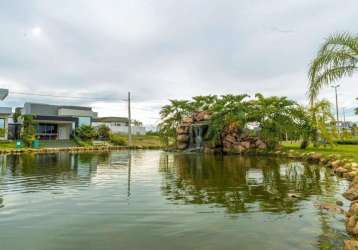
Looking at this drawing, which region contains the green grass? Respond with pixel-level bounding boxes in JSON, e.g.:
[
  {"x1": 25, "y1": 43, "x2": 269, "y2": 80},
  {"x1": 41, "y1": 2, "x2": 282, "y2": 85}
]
[
  {"x1": 0, "y1": 141, "x2": 17, "y2": 149},
  {"x1": 281, "y1": 142, "x2": 358, "y2": 161},
  {"x1": 111, "y1": 134, "x2": 164, "y2": 147}
]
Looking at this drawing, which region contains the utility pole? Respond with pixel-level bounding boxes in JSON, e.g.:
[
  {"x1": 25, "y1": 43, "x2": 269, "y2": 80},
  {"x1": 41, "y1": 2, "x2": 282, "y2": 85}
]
[
  {"x1": 128, "y1": 91, "x2": 132, "y2": 147},
  {"x1": 331, "y1": 84, "x2": 340, "y2": 129}
]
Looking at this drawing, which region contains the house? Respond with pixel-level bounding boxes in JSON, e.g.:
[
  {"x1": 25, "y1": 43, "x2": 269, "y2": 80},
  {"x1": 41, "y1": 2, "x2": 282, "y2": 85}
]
[
  {"x1": 21, "y1": 103, "x2": 98, "y2": 140},
  {"x1": 0, "y1": 107, "x2": 12, "y2": 140},
  {"x1": 92, "y1": 117, "x2": 146, "y2": 135}
]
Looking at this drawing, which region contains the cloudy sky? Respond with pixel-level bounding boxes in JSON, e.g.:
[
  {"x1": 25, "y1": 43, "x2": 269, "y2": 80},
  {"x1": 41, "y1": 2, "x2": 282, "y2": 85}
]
[{"x1": 0, "y1": 0, "x2": 357, "y2": 125}]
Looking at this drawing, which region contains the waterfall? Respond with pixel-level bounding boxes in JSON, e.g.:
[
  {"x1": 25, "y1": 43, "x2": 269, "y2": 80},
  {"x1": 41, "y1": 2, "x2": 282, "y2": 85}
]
[{"x1": 188, "y1": 125, "x2": 204, "y2": 151}]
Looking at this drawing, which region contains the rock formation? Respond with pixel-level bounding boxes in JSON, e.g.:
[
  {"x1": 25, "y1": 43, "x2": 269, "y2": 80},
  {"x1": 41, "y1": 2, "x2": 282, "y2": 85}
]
[{"x1": 176, "y1": 112, "x2": 267, "y2": 153}]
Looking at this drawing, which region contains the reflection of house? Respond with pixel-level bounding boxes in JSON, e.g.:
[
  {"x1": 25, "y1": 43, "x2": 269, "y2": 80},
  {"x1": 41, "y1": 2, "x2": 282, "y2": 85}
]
[
  {"x1": 21, "y1": 103, "x2": 98, "y2": 140},
  {"x1": 0, "y1": 107, "x2": 12, "y2": 140},
  {"x1": 92, "y1": 117, "x2": 146, "y2": 135}
]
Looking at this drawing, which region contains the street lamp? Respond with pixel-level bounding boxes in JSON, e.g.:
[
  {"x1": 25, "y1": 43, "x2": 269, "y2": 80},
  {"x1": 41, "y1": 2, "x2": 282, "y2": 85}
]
[{"x1": 331, "y1": 84, "x2": 340, "y2": 127}]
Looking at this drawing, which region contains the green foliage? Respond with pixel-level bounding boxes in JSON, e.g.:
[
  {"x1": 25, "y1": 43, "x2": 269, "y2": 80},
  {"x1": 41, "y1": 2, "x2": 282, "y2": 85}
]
[
  {"x1": 308, "y1": 32, "x2": 358, "y2": 104},
  {"x1": 76, "y1": 125, "x2": 97, "y2": 140},
  {"x1": 109, "y1": 134, "x2": 127, "y2": 146},
  {"x1": 13, "y1": 107, "x2": 22, "y2": 123},
  {"x1": 21, "y1": 115, "x2": 36, "y2": 147},
  {"x1": 96, "y1": 124, "x2": 111, "y2": 140},
  {"x1": 159, "y1": 94, "x2": 339, "y2": 150},
  {"x1": 0, "y1": 128, "x2": 5, "y2": 137}
]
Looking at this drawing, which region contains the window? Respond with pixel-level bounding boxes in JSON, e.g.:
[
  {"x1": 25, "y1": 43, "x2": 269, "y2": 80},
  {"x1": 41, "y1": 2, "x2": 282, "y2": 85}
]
[
  {"x1": 0, "y1": 119, "x2": 4, "y2": 129},
  {"x1": 78, "y1": 117, "x2": 91, "y2": 127}
]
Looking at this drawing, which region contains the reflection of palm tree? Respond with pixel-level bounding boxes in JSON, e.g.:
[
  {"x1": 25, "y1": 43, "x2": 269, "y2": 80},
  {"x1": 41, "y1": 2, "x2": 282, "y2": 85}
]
[{"x1": 159, "y1": 153, "x2": 339, "y2": 215}]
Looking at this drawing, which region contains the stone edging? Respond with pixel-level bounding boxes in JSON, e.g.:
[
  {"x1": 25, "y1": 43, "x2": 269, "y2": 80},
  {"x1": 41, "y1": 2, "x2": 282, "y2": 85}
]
[{"x1": 270, "y1": 149, "x2": 358, "y2": 249}]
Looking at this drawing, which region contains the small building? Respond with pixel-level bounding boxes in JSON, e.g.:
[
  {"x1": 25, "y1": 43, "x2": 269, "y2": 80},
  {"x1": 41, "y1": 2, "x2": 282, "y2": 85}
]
[
  {"x1": 92, "y1": 117, "x2": 146, "y2": 135},
  {"x1": 21, "y1": 103, "x2": 98, "y2": 140},
  {"x1": 0, "y1": 107, "x2": 12, "y2": 140}
]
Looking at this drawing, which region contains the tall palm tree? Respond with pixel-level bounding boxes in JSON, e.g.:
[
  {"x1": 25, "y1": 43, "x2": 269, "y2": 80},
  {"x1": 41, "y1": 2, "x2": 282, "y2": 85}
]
[{"x1": 308, "y1": 33, "x2": 358, "y2": 104}]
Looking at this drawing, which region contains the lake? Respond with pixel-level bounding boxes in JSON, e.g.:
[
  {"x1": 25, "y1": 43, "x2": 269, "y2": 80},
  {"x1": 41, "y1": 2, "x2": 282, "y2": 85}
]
[{"x1": 0, "y1": 150, "x2": 350, "y2": 250}]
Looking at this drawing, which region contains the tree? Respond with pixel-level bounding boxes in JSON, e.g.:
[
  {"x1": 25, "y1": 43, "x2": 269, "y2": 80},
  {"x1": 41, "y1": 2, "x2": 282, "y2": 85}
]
[
  {"x1": 96, "y1": 124, "x2": 110, "y2": 140},
  {"x1": 76, "y1": 125, "x2": 97, "y2": 140},
  {"x1": 158, "y1": 99, "x2": 192, "y2": 144},
  {"x1": 13, "y1": 107, "x2": 22, "y2": 123},
  {"x1": 132, "y1": 120, "x2": 143, "y2": 126},
  {"x1": 308, "y1": 32, "x2": 358, "y2": 104},
  {"x1": 21, "y1": 115, "x2": 36, "y2": 146}
]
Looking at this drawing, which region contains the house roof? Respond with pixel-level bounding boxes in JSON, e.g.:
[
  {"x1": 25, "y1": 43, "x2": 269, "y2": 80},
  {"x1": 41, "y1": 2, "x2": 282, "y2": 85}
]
[
  {"x1": 0, "y1": 107, "x2": 12, "y2": 115},
  {"x1": 93, "y1": 117, "x2": 129, "y2": 123}
]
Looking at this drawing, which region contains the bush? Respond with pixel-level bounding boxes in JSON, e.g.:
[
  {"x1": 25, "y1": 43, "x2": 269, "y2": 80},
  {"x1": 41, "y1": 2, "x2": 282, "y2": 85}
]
[
  {"x1": 110, "y1": 134, "x2": 127, "y2": 146},
  {"x1": 96, "y1": 125, "x2": 111, "y2": 140},
  {"x1": 76, "y1": 125, "x2": 97, "y2": 140},
  {"x1": 21, "y1": 115, "x2": 36, "y2": 147}
]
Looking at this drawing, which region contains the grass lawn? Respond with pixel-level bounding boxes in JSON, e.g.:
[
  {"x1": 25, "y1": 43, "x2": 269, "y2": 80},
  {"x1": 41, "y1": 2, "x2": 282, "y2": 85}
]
[
  {"x1": 282, "y1": 142, "x2": 358, "y2": 162},
  {"x1": 0, "y1": 141, "x2": 17, "y2": 149},
  {"x1": 111, "y1": 134, "x2": 164, "y2": 148}
]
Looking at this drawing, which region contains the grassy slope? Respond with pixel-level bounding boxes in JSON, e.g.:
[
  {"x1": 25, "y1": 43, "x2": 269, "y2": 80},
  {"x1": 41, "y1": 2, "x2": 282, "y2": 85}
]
[
  {"x1": 282, "y1": 142, "x2": 358, "y2": 161},
  {"x1": 126, "y1": 135, "x2": 163, "y2": 147}
]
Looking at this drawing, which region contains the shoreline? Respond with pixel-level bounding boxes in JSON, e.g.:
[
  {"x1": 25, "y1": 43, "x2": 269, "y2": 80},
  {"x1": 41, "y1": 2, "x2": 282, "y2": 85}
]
[{"x1": 0, "y1": 145, "x2": 164, "y2": 155}]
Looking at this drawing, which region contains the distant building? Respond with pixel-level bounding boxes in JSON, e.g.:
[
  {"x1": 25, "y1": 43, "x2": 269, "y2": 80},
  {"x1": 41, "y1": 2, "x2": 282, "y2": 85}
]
[
  {"x1": 92, "y1": 117, "x2": 146, "y2": 135},
  {"x1": 0, "y1": 107, "x2": 12, "y2": 140},
  {"x1": 21, "y1": 102, "x2": 98, "y2": 140}
]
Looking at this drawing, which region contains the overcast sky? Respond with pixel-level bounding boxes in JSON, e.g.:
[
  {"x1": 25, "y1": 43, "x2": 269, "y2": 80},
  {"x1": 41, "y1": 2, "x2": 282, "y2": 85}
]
[{"x1": 0, "y1": 0, "x2": 357, "y2": 125}]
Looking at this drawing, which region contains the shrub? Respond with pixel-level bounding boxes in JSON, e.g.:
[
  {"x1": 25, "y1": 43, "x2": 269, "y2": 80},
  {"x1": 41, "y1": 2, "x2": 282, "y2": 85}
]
[
  {"x1": 21, "y1": 115, "x2": 36, "y2": 147},
  {"x1": 96, "y1": 125, "x2": 111, "y2": 140},
  {"x1": 0, "y1": 128, "x2": 5, "y2": 137},
  {"x1": 110, "y1": 134, "x2": 127, "y2": 146},
  {"x1": 76, "y1": 125, "x2": 97, "y2": 140}
]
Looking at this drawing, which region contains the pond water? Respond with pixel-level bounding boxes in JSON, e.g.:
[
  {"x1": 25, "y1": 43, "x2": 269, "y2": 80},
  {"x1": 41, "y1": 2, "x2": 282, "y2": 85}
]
[{"x1": 0, "y1": 150, "x2": 350, "y2": 250}]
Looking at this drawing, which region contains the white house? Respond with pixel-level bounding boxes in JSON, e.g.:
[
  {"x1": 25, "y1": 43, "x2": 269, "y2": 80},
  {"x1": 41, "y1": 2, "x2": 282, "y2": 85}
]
[
  {"x1": 0, "y1": 107, "x2": 12, "y2": 140},
  {"x1": 92, "y1": 117, "x2": 146, "y2": 135}
]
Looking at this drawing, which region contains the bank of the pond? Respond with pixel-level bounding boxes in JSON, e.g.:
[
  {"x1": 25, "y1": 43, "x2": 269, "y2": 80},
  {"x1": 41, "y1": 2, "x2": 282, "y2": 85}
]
[
  {"x1": 0, "y1": 145, "x2": 164, "y2": 155},
  {"x1": 269, "y1": 147, "x2": 358, "y2": 249}
]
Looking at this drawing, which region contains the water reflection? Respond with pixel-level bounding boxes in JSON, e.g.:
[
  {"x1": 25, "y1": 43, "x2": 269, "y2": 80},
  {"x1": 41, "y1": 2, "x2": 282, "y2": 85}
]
[
  {"x1": 159, "y1": 153, "x2": 340, "y2": 214},
  {"x1": 0, "y1": 152, "x2": 132, "y2": 195},
  {"x1": 0, "y1": 151, "x2": 350, "y2": 250}
]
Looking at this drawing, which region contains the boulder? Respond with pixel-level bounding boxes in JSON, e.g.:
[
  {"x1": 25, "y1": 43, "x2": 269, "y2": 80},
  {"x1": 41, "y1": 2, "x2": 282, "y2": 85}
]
[
  {"x1": 344, "y1": 171, "x2": 358, "y2": 181},
  {"x1": 316, "y1": 202, "x2": 344, "y2": 214},
  {"x1": 240, "y1": 141, "x2": 251, "y2": 149},
  {"x1": 224, "y1": 135, "x2": 237, "y2": 144},
  {"x1": 334, "y1": 167, "x2": 348, "y2": 177},
  {"x1": 344, "y1": 240, "x2": 358, "y2": 250},
  {"x1": 182, "y1": 116, "x2": 194, "y2": 124},
  {"x1": 194, "y1": 111, "x2": 211, "y2": 122},
  {"x1": 233, "y1": 144, "x2": 245, "y2": 154},
  {"x1": 343, "y1": 188, "x2": 358, "y2": 201},
  {"x1": 177, "y1": 134, "x2": 189, "y2": 142},
  {"x1": 176, "y1": 126, "x2": 189, "y2": 134},
  {"x1": 177, "y1": 142, "x2": 188, "y2": 150}
]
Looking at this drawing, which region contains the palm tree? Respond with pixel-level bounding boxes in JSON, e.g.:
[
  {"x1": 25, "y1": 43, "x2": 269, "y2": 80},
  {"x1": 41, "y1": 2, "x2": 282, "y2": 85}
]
[{"x1": 308, "y1": 33, "x2": 358, "y2": 104}]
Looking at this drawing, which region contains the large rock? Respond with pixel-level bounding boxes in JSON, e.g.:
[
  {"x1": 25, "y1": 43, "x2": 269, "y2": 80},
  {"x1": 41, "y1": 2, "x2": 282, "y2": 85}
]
[
  {"x1": 176, "y1": 126, "x2": 189, "y2": 134},
  {"x1": 240, "y1": 141, "x2": 251, "y2": 149},
  {"x1": 343, "y1": 188, "x2": 358, "y2": 201},
  {"x1": 177, "y1": 134, "x2": 189, "y2": 142},
  {"x1": 194, "y1": 111, "x2": 211, "y2": 122},
  {"x1": 344, "y1": 240, "x2": 358, "y2": 250},
  {"x1": 177, "y1": 142, "x2": 188, "y2": 150},
  {"x1": 223, "y1": 135, "x2": 237, "y2": 144},
  {"x1": 182, "y1": 116, "x2": 194, "y2": 124}
]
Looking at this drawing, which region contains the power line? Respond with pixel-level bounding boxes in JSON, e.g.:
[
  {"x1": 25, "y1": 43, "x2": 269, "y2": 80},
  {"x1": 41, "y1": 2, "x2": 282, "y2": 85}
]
[{"x1": 10, "y1": 90, "x2": 126, "y2": 101}]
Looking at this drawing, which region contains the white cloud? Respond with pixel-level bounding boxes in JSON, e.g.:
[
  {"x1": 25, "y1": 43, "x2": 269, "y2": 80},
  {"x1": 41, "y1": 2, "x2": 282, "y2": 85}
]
[{"x1": 0, "y1": 0, "x2": 357, "y2": 124}]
